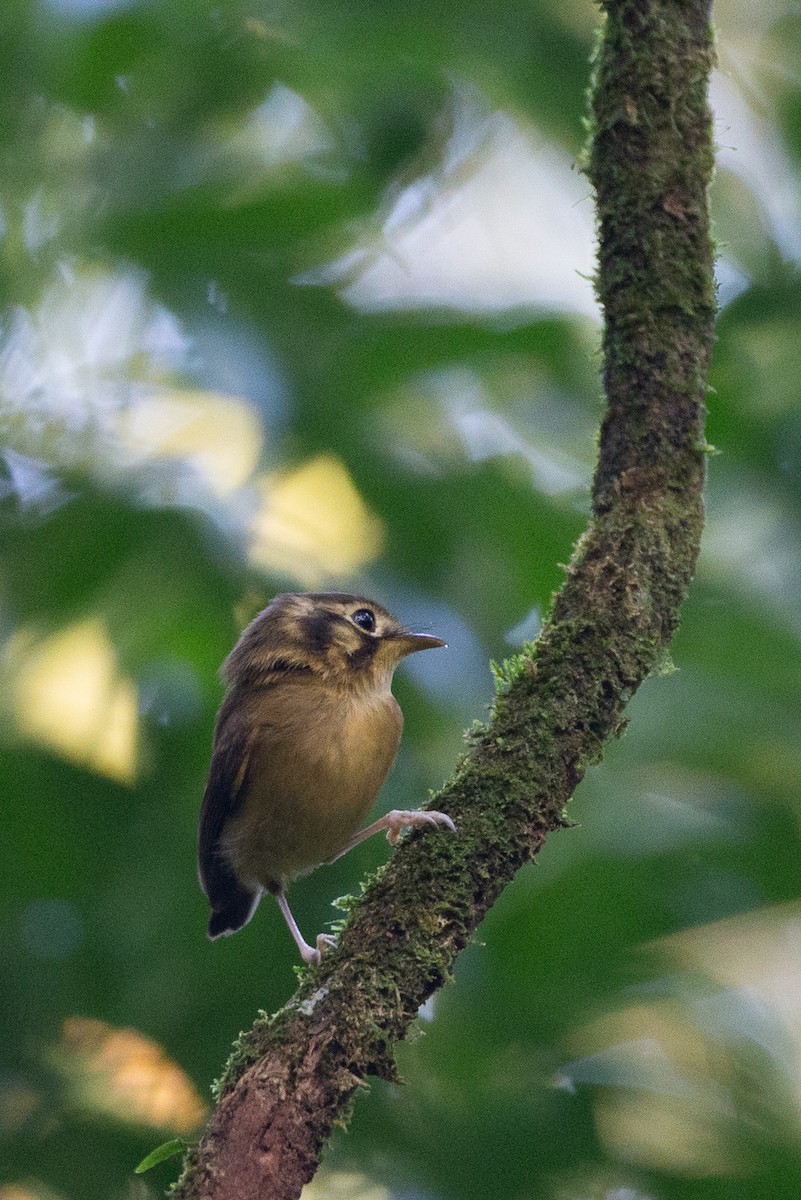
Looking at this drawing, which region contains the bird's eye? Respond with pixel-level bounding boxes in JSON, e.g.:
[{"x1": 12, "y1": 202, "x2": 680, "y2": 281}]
[{"x1": 351, "y1": 608, "x2": 376, "y2": 632}]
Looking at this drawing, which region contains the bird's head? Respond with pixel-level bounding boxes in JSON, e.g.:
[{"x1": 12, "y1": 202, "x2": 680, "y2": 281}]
[{"x1": 222, "y1": 592, "x2": 445, "y2": 691}]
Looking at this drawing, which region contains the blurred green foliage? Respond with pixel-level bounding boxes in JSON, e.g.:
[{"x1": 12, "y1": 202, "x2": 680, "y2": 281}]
[{"x1": 3, "y1": 2, "x2": 801, "y2": 1199}]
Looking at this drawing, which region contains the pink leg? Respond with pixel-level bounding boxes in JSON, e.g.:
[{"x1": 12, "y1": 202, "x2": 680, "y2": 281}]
[
  {"x1": 327, "y1": 809, "x2": 456, "y2": 865},
  {"x1": 275, "y1": 890, "x2": 336, "y2": 966}
]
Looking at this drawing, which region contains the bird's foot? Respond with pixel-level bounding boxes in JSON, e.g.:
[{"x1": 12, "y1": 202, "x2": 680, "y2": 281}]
[
  {"x1": 325, "y1": 808, "x2": 457, "y2": 866},
  {"x1": 382, "y1": 809, "x2": 457, "y2": 846},
  {"x1": 299, "y1": 932, "x2": 338, "y2": 966}
]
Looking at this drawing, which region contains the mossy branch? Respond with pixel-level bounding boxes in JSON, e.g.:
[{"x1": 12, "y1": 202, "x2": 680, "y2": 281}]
[{"x1": 171, "y1": 2, "x2": 715, "y2": 1196}]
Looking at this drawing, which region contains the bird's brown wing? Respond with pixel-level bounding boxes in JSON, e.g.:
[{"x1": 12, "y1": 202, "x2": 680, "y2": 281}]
[{"x1": 198, "y1": 693, "x2": 261, "y2": 937}]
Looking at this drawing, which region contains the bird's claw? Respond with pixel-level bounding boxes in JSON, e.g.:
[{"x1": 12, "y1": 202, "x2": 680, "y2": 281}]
[
  {"x1": 384, "y1": 809, "x2": 457, "y2": 846},
  {"x1": 317, "y1": 933, "x2": 337, "y2": 955}
]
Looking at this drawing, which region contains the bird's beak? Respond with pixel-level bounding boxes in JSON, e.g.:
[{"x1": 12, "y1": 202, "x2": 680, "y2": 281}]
[{"x1": 391, "y1": 631, "x2": 447, "y2": 656}]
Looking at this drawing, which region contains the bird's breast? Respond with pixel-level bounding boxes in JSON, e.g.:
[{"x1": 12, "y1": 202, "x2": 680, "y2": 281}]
[{"x1": 221, "y1": 683, "x2": 403, "y2": 888}]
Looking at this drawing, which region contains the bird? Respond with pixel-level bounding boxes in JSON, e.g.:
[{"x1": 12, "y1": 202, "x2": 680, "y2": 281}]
[{"x1": 198, "y1": 591, "x2": 455, "y2": 965}]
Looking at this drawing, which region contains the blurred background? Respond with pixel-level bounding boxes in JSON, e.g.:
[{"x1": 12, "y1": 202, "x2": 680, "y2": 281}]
[{"x1": 2, "y1": 1, "x2": 801, "y2": 1198}]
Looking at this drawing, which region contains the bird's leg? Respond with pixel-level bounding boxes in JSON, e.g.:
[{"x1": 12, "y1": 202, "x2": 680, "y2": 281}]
[
  {"x1": 275, "y1": 890, "x2": 336, "y2": 966},
  {"x1": 327, "y1": 809, "x2": 457, "y2": 864}
]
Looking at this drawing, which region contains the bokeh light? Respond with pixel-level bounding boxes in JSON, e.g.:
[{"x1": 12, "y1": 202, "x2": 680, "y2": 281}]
[{"x1": 2, "y1": 1, "x2": 801, "y2": 1198}]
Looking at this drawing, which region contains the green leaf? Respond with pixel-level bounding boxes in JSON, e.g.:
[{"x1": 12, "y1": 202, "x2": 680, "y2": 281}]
[{"x1": 134, "y1": 1139, "x2": 186, "y2": 1174}]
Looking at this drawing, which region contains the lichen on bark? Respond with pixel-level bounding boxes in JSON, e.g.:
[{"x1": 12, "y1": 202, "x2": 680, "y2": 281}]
[{"x1": 171, "y1": 2, "x2": 716, "y2": 1197}]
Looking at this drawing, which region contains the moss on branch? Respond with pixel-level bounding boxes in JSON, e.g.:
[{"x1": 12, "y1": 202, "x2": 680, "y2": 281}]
[{"x1": 171, "y1": 2, "x2": 715, "y2": 1197}]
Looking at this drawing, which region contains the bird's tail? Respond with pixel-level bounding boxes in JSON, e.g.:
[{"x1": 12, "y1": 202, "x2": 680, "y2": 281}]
[{"x1": 207, "y1": 882, "x2": 262, "y2": 939}]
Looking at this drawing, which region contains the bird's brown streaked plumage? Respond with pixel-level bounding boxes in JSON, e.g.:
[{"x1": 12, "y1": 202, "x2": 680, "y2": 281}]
[{"x1": 198, "y1": 592, "x2": 455, "y2": 964}]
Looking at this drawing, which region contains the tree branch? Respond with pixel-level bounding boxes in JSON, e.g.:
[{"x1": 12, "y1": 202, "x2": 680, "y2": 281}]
[{"x1": 172, "y1": 1, "x2": 716, "y2": 1196}]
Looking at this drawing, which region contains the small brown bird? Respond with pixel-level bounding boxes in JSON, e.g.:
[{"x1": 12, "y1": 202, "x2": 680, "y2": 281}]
[{"x1": 198, "y1": 592, "x2": 455, "y2": 964}]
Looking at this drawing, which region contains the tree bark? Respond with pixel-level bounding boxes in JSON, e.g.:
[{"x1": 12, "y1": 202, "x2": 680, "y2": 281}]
[{"x1": 172, "y1": 1, "x2": 716, "y2": 1196}]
